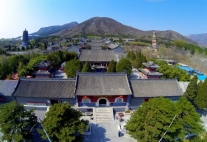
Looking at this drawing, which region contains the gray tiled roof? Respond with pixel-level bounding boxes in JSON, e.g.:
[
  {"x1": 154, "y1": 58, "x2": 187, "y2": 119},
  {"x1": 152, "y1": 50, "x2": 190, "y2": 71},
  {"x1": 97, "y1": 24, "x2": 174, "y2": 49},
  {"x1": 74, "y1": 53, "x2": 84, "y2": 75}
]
[
  {"x1": 139, "y1": 68, "x2": 163, "y2": 76},
  {"x1": 143, "y1": 61, "x2": 160, "y2": 68},
  {"x1": 35, "y1": 60, "x2": 52, "y2": 68},
  {"x1": 130, "y1": 79, "x2": 183, "y2": 97},
  {"x1": 0, "y1": 80, "x2": 18, "y2": 96},
  {"x1": 68, "y1": 46, "x2": 80, "y2": 53},
  {"x1": 107, "y1": 44, "x2": 119, "y2": 49},
  {"x1": 89, "y1": 42, "x2": 104, "y2": 47},
  {"x1": 91, "y1": 47, "x2": 102, "y2": 50},
  {"x1": 79, "y1": 49, "x2": 116, "y2": 62},
  {"x1": 76, "y1": 73, "x2": 132, "y2": 96},
  {"x1": 13, "y1": 79, "x2": 75, "y2": 98},
  {"x1": 178, "y1": 82, "x2": 190, "y2": 93}
]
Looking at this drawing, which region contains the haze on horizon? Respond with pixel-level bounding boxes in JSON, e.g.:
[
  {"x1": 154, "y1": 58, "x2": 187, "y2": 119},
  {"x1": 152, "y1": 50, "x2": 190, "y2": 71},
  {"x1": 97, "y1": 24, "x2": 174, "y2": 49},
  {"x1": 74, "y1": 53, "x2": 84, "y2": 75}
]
[{"x1": 0, "y1": 0, "x2": 207, "y2": 38}]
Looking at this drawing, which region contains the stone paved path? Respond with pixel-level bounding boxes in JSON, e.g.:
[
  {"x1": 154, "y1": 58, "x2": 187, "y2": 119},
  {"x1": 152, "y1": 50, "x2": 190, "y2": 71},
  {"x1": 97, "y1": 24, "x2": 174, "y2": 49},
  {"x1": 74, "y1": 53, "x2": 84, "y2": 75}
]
[{"x1": 84, "y1": 121, "x2": 136, "y2": 142}]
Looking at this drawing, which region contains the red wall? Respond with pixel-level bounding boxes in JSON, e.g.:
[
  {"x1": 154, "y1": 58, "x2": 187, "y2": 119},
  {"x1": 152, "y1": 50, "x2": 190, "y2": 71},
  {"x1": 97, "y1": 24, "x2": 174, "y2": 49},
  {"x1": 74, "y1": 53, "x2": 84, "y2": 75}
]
[{"x1": 78, "y1": 96, "x2": 128, "y2": 102}]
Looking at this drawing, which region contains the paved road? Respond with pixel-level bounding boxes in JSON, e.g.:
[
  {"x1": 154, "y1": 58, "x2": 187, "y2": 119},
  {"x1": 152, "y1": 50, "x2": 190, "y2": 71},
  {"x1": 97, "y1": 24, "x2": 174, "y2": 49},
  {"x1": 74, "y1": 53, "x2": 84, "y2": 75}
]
[{"x1": 84, "y1": 121, "x2": 136, "y2": 142}]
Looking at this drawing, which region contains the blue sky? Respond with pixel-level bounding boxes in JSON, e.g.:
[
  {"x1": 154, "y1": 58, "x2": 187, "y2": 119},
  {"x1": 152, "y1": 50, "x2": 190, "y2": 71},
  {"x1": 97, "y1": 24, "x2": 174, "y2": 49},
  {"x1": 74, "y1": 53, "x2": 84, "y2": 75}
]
[{"x1": 0, "y1": 0, "x2": 207, "y2": 38}]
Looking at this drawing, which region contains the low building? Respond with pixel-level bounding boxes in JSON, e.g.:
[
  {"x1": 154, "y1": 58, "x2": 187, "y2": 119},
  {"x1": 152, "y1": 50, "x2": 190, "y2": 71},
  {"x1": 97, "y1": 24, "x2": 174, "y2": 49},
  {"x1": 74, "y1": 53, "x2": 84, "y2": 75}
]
[
  {"x1": 68, "y1": 45, "x2": 80, "y2": 56},
  {"x1": 139, "y1": 61, "x2": 163, "y2": 79},
  {"x1": 13, "y1": 78, "x2": 76, "y2": 110},
  {"x1": 130, "y1": 79, "x2": 184, "y2": 110},
  {"x1": 0, "y1": 80, "x2": 18, "y2": 105},
  {"x1": 32, "y1": 60, "x2": 55, "y2": 78},
  {"x1": 79, "y1": 50, "x2": 117, "y2": 72},
  {"x1": 107, "y1": 44, "x2": 125, "y2": 53}
]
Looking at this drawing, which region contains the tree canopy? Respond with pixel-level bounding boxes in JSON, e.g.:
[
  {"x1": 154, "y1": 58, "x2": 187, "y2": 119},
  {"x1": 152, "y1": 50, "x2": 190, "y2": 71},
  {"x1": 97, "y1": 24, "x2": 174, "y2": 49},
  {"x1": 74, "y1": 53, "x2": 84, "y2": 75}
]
[
  {"x1": 82, "y1": 61, "x2": 91, "y2": 72},
  {"x1": 194, "y1": 79, "x2": 207, "y2": 109},
  {"x1": 107, "y1": 59, "x2": 116, "y2": 72},
  {"x1": 154, "y1": 60, "x2": 190, "y2": 81},
  {"x1": 116, "y1": 58, "x2": 132, "y2": 76},
  {"x1": 46, "y1": 50, "x2": 77, "y2": 67},
  {"x1": 184, "y1": 75, "x2": 198, "y2": 101},
  {"x1": 126, "y1": 97, "x2": 204, "y2": 142},
  {"x1": 0, "y1": 101, "x2": 37, "y2": 142},
  {"x1": 65, "y1": 59, "x2": 82, "y2": 78},
  {"x1": 39, "y1": 103, "x2": 88, "y2": 142}
]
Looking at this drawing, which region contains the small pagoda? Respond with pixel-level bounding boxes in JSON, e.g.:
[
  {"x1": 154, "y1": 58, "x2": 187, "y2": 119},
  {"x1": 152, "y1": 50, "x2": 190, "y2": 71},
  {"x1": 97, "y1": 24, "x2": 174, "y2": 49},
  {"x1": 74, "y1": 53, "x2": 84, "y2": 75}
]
[
  {"x1": 32, "y1": 60, "x2": 55, "y2": 78},
  {"x1": 139, "y1": 61, "x2": 163, "y2": 79}
]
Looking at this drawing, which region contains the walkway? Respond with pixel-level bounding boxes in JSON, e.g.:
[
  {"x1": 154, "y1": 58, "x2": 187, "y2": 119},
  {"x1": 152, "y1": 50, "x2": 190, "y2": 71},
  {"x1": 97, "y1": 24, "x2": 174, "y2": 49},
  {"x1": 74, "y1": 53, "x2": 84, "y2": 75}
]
[{"x1": 84, "y1": 121, "x2": 136, "y2": 142}]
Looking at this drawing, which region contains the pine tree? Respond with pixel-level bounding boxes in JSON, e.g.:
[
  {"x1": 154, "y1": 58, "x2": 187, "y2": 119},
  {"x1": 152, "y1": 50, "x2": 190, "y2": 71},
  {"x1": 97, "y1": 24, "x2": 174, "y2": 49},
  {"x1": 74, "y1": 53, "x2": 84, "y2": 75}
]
[
  {"x1": 82, "y1": 60, "x2": 91, "y2": 72},
  {"x1": 136, "y1": 51, "x2": 142, "y2": 68},
  {"x1": 125, "y1": 97, "x2": 204, "y2": 142},
  {"x1": 184, "y1": 76, "x2": 198, "y2": 101},
  {"x1": 107, "y1": 60, "x2": 115, "y2": 72},
  {"x1": 116, "y1": 58, "x2": 132, "y2": 76},
  {"x1": 141, "y1": 55, "x2": 147, "y2": 68},
  {"x1": 0, "y1": 101, "x2": 37, "y2": 142},
  {"x1": 39, "y1": 103, "x2": 88, "y2": 141},
  {"x1": 194, "y1": 79, "x2": 207, "y2": 109}
]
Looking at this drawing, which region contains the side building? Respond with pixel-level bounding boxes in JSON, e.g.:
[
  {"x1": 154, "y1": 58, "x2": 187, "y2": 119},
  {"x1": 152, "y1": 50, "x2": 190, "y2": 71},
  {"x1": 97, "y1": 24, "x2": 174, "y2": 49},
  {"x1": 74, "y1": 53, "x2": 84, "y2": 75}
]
[{"x1": 12, "y1": 78, "x2": 76, "y2": 110}]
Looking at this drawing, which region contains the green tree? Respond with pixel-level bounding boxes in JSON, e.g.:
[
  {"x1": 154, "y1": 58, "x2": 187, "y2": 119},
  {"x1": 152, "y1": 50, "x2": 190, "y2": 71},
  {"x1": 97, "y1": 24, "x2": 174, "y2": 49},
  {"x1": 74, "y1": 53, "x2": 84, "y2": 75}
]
[
  {"x1": 0, "y1": 101, "x2": 37, "y2": 142},
  {"x1": 29, "y1": 39, "x2": 36, "y2": 46},
  {"x1": 65, "y1": 59, "x2": 82, "y2": 78},
  {"x1": 125, "y1": 97, "x2": 204, "y2": 142},
  {"x1": 194, "y1": 79, "x2": 207, "y2": 109},
  {"x1": 17, "y1": 62, "x2": 29, "y2": 77},
  {"x1": 136, "y1": 51, "x2": 142, "y2": 68},
  {"x1": 82, "y1": 61, "x2": 91, "y2": 72},
  {"x1": 107, "y1": 59, "x2": 116, "y2": 72},
  {"x1": 184, "y1": 76, "x2": 198, "y2": 101},
  {"x1": 174, "y1": 39, "x2": 185, "y2": 48},
  {"x1": 116, "y1": 58, "x2": 131, "y2": 76},
  {"x1": 39, "y1": 103, "x2": 88, "y2": 142}
]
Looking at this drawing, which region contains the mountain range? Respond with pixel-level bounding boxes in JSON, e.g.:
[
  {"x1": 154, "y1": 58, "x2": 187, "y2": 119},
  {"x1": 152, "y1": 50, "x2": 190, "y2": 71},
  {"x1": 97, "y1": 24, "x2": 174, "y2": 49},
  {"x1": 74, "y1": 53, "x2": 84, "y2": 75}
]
[
  {"x1": 186, "y1": 33, "x2": 207, "y2": 47},
  {"x1": 31, "y1": 22, "x2": 78, "y2": 36},
  {"x1": 31, "y1": 17, "x2": 199, "y2": 44}
]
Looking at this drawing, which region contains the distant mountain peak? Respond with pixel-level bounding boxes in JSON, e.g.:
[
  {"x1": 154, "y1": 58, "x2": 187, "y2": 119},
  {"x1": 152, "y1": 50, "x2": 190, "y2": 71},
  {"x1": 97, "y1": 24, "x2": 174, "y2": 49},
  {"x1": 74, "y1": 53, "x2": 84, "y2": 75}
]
[
  {"x1": 186, "y1": 33, "x2": 207, "y2": 46},
  {"x1": 52, "y1": 17, "x2": 196, "y2": 44}
]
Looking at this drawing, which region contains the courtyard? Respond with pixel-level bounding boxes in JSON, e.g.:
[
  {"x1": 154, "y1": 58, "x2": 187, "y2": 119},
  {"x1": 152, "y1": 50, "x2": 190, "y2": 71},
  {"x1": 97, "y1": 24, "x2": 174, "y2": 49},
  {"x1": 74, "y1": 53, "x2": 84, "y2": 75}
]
[{"x1": 84, "y1": 121, "x2": 136, "y2": 142}]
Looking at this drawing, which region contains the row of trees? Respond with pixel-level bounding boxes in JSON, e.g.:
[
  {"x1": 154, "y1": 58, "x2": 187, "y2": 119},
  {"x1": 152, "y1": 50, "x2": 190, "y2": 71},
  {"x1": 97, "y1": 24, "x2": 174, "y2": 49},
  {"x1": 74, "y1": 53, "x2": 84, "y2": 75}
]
[
  {"x1": 154, "y1": 60, "x2": 191, "y2": 81},
  {"x1": 46, "y1": 50, "x2": 78, "y2": 67},
  {"x1": 127, "y1": 51, "x2": 147, "y2": 69},
  {"x1": 126, "y1": 97, "x2": 206, "y2": 141},
  {"x1": 0, "y1": 101, "x2": 88, "y2": 142},
  {"x1": 174, "y1": 39, "x2": 207, "y2": 55},
  {"x1": 64, "y1": 58, "x2": 133, "y2": 78},
  {"x1": 184, "y1": 76, "x2": 207, "y2": 110},
  {"x1": 0, "y1": 54, "x2": 30, "y2": 79}
]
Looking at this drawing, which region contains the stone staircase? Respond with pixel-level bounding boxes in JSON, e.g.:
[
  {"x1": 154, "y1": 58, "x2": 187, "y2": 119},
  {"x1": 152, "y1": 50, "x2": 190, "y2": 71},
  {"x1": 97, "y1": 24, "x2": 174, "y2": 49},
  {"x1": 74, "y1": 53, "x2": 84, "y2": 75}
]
[{"x1": 93, "y1": 107, "x2": 114, "y2": 122}]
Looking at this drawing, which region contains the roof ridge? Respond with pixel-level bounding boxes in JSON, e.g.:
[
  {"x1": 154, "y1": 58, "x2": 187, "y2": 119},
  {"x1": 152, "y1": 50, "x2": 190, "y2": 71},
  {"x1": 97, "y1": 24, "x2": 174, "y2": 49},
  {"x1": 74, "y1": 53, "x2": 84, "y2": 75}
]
[
  {"x1": 77, "y1": 72, "x2": 126, "y2": 76},
  {"x1": 130, "y1": 79, "x2": 177, "y2": 81},
  {"x1": 20, "y1": 78, "x2": 76, "y2": 81}
]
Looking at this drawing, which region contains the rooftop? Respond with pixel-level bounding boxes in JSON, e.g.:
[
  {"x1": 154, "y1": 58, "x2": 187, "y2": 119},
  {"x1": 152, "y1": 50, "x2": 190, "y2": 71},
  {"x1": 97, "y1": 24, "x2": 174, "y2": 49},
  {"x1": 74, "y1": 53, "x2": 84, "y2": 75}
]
[
  {"x1": 0, "y1": 80, "x2": 18, "y2": 96},
  {"x1": 143, "y1": 61, "x2": 160, "y2": 68},
  {"x1": 79, "y1": 49, "x2": 117, "y2": 62},
  {"x1": 13, "y1": 79, "x2": 76, "y2": 98},
  {"x1": 139, "y1": 68, "x2": 163, "y2": 76},
  {"x1": 130, "y1": 79, "x2": 183, "y2": 97},
  {"x1": 76, "y1": 73, "x2": 132, "y2": 96}
]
